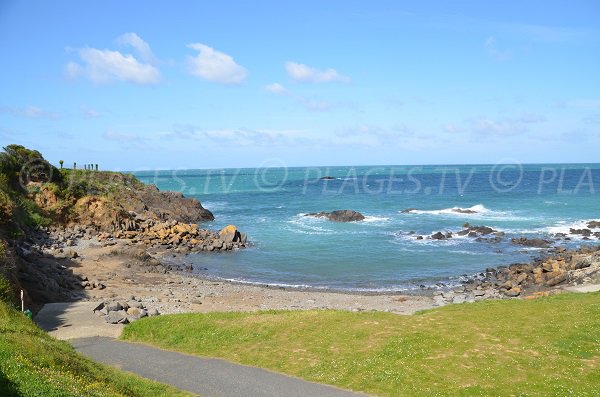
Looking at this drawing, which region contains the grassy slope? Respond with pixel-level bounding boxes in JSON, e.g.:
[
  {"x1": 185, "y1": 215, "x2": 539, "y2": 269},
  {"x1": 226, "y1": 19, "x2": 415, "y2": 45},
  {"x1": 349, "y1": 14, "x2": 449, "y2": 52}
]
[
  {"x1": 0, "y1": 301, "x2": 195, "y2": 397},
  {"x1": 123, "y1": 292, "x2": 600, "y2": 397}
]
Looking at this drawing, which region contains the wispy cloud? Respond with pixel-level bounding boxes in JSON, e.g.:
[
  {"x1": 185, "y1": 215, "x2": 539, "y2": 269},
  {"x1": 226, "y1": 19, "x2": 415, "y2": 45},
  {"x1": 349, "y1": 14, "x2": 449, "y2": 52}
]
[
  {"x1": 484, "y1": 36, "x2": 512, "y2": 61},
  {"x1": 471, "y1": 117, "x2": 524, "y2": 136},
  {"x1": 161, "y1": 125, "x2": 314, "y2": 147},
  {"x1": 264, "y1": 83, "x2": 287, "y2": 94},
  {"x1": 186, "y1": 43, "x2": 247, "y2": 84},
  {"x1": 66, "y1": 33, "x2": 160, "y2": 85},
  {"x1": 0, "y1": 105, "x2": 59, "y2": 119},
  {"x1": 285, "y1": 61, "x2": 350, "y2": 83},
  {"x1": 335, "y1": 124, "x2": 416, "y2": 146},
  {"x1": 116, "y1": 32, "x2": 157, "y2": 63}
]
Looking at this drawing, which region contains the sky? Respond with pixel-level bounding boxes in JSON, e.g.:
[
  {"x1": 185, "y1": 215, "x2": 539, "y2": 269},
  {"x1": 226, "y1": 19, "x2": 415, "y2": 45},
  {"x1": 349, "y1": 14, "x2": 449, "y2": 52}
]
[{"x1": 0, "y1": 0, "x2": 599, "y2": 170}]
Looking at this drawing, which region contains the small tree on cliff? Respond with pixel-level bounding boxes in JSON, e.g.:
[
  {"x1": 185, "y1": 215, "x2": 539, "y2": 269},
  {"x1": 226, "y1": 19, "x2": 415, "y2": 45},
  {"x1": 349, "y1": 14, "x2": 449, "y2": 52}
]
[{"x1": 59, "y1": 160, "x2": 64, "y2": 169}]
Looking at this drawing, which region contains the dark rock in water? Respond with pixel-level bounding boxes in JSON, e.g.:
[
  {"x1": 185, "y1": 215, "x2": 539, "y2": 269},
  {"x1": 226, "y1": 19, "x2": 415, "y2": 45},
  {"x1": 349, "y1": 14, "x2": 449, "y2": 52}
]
[
  {"x1": 459, "y1": 225, "x2": 497, "y2": 237},
  {"x1": 511, "y1": 237, "x2": 551, "y2": 248},
  {"x1": 431, "y1": 231, "x2": 447, "y2": 240},
  {"x1": 451, "y1": 208, "x2": 477, "y2": 214},
  {"x1": 401, "y1": 208, "x2": 418, "y2": 213},
  {"x1": 320, "y1": 176, "x2": 337, "y2": 180},
  {"x1": 587, "y1": 220, "x2": 600, "y2": 229},
  {"x1": 305, "y1": 210, "x2": 365, "y2": 222},
  {"x1": 416, "y1": 235, "x2": 424, "y2": 240},
  {"x1": 570, "y1": 228, "x2": 592, "y2": 236}
]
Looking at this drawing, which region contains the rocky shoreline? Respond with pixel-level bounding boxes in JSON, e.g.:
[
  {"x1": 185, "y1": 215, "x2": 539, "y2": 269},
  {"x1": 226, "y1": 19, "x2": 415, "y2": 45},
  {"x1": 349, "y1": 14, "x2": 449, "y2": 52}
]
[{"x1": 16, "y1": 218, "x2": 600, "y2": 320}]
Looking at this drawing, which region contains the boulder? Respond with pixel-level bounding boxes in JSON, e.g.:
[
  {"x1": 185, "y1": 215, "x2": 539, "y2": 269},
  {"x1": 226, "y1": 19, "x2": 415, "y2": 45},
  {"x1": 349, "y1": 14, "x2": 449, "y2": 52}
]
[
  {"x1": 305, "y1": 210, "x2": 365, "y2": 222},
  {"x1": 104, "y1": 301, "x2": 122, "y2": 312},
  {"x1": 105, "y1": 310, "x2": 128, "y2": 324},
  {"x1": 504, "y1": 287, "x2": 521, "y2": 297},
  {"x1": 431, "y1": 232, "x2": 447, "y2": 240},
  {"x1": 401, "y1": 208, "x2": 418, "y2": 213},
  {"x1": 219, "y1": 225, "x2": 241, "y2": 243},
  {"x1": 147, "y1": 308, "x2": 160, "y2": 317},
  {"x1": 511, "y1": 237, "x2": 551, "y2": 248},
  {"x1": 126, "y1": 307, "x2": 147, "y2": 321},
  {"x1": 545, "y1": 271, "x2": 567, "y2": 287}
]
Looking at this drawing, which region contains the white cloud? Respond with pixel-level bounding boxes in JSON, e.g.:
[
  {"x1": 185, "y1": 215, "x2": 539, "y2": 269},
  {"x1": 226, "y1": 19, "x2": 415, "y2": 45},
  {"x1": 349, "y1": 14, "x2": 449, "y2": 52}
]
[
  {"x1": 186, "y1": 43, "x2": 247, "y2": 84},
  {"x1": 65, "y1": 33, "x2": 160, "y2": 85},
  {"x1": 471, "y1": 118, "x2": 525, "y2": 136},
  {"x1": 285, "y1": 61, "x2": 350, "y2": 83},
  {"x1": 161, "y1": 125, "x2": 313, "y2": 147},
  {"x1": 484, "y1": 36, "x2": 512, "y2": 61},
  {"x1": 264, "y1": 83, "x2": 287, "y2": 94},
  {"x1": 116, "y1": 32, "x2": 156, "y2": 63}
]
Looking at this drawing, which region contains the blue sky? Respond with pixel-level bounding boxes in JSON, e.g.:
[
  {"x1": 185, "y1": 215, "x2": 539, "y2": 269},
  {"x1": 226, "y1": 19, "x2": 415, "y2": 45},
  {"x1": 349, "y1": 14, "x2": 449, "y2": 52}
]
[{"x1": 0, "y1": 0, "x2": 599, "y2": 170}]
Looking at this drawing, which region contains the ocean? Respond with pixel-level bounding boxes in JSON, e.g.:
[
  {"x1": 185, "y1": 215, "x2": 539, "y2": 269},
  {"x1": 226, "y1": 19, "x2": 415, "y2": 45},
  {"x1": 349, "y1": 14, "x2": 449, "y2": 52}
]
[{"x1": 134, "y1": 164, "x2": 600, "y2": 292}]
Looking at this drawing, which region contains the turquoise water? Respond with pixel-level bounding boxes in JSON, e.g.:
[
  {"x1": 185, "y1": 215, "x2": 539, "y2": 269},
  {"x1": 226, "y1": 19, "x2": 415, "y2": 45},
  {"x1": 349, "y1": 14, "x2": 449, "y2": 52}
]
[{"x1": 134, "y1": 164, "x2": 600, "y2": 291}]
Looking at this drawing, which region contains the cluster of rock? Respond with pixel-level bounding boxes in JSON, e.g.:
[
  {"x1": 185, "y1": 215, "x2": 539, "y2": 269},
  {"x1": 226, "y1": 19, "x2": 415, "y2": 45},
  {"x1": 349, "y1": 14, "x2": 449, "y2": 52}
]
[
  {"x1": 485, "y1": 246, "x2": 600, "y2": 297},
  {"x1": 305, "y1": 210, "x2": 365, "y2": 222},
  {"x1": 432, "y1": 246, "x2": 600, "y2": 305},
  {"x1": 14, "y1": 229, "x2": 91, "y2": 303},
  {"x1": 93, "y1": 296, "x2": 160, "y2": 325},
  {"x1": 432, "y1": 283, "x2": 502, "y2": 306},
  {"x1": 413, "y1": 224, "x2": 505, "y2": 243},
  {"x1": 95, "y1": 219, "x2": 247, "y2": 253},
  {"x1": 554, "y1": 221, "x2": 600, "y2": 241}
]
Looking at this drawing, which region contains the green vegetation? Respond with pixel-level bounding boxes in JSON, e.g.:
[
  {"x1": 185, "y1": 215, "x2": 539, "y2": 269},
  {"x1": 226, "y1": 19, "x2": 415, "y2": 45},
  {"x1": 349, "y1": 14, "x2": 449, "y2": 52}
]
[
  {"x1": 0, "y1": 300, "x2": 195, "y2": 396},
  {"x1": 0, "y1": 143, "x2": 195, "y2": 396},
  {"x1": 123, "y1": 292, "x2": 600, "y2": 396},
  {"x1": 0, "y1": 144, "x2": 143, "y2": 235}
]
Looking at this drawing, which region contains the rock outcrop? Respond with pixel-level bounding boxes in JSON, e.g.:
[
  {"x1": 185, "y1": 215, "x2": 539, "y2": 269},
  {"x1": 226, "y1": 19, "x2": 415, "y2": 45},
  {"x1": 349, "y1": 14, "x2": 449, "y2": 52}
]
[{"x1": 305, "y1": 210, "x2": 365, "y2": 222}]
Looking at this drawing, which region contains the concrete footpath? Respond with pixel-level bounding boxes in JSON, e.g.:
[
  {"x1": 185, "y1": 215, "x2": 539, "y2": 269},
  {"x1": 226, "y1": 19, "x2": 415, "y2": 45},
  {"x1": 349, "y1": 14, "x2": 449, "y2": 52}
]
[
  {"x1": 72, "y1": 337, "x2": 366, "y2": 397},
  {"x1": 36, "y1": 302, "x2": 366, "y2": 397}
]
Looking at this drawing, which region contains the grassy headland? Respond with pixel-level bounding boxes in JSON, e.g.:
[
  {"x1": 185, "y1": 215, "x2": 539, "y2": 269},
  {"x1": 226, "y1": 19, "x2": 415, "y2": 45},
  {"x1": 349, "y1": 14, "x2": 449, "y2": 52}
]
[{"x1": 123, "y1": 292, "x2": 600, "y2": 396}]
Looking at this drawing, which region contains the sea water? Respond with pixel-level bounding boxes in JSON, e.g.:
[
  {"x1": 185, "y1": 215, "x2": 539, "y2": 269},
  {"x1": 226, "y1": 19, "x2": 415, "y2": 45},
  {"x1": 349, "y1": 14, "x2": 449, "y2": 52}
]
[{"x1": 134, "y1": 164, "x2": 600, "y2": 291}]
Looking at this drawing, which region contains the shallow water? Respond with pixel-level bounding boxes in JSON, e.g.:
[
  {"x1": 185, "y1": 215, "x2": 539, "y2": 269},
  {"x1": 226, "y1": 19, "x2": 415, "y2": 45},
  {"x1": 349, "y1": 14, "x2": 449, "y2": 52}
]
[{"x1": 134, "y1": 164, "x2": 600, "y2": 291}]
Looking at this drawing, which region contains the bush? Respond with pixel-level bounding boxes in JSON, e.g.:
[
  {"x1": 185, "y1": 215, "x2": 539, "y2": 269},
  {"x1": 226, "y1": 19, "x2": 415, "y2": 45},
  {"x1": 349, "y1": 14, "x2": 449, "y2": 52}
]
[{"x1": 0, "y1": 274, "x2": 15, "y2": 305}]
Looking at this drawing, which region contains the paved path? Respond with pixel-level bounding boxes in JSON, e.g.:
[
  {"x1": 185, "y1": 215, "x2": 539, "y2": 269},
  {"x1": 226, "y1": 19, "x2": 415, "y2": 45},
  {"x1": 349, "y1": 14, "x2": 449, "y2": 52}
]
[
  {"x1": 36, "y1": 301, "x2": 123, "y2": 339},
  {"x1": 72, "y1": 337, "x2": 367, "y2": 397}
]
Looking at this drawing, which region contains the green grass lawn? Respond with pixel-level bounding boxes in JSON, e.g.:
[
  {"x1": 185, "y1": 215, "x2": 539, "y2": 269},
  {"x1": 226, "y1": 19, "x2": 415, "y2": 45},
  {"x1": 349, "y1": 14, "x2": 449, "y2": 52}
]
[
  {"x1": 122, "y1": 292, "x2": 600, "y2": 397},
  {"x1": 0, "y1": 301, "x2": 195, "y2": 397}
]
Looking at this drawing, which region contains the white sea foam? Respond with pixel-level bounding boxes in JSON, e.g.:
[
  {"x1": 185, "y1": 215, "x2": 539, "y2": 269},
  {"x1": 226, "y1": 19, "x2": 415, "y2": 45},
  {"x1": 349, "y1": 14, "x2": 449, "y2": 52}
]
[
  {"x1": 545, "y1": 219, "x2": 600, "y2": 236},
  {"x1": 362, "y1": 215, "x2": 391, "y2": 223},
  {"x1": 285, "y1": 214, "x2": 335, "y2": 235},
  {"x1": 400, "y1": 204, "x2": 526, "y2": 221}
]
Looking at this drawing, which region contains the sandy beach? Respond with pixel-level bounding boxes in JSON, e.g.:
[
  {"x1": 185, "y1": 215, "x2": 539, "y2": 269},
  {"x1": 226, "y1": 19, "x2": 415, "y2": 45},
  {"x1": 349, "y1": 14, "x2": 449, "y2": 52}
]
[{"x1": 55, "y1": 238, "x2": 435, "y2": 316}]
